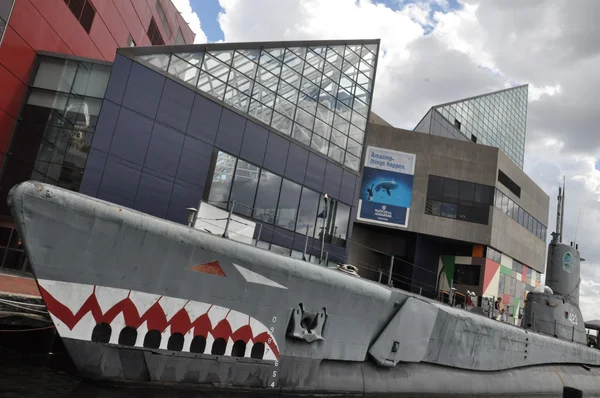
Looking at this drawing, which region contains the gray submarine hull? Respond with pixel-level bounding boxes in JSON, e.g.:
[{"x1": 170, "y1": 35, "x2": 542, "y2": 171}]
[{"x1": 7, "y1": 181, "x2": 600, "y2": 396}]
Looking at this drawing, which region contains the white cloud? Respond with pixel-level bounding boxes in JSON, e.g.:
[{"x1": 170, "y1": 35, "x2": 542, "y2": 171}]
[
  {"x1": 213, "y1": 0, "x2": 600, "y2": 321},
  {"x1": 171, "y1": 0, "x2": 208, "y2": 43}
]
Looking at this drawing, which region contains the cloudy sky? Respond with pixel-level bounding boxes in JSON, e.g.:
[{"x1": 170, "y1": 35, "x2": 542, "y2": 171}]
[{"x1": 172, "y1": 0, "x2": 600, "y2": 321}]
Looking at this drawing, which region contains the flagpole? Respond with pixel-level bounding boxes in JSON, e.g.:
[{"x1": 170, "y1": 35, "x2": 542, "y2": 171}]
[{"x1": 319, "y1": 193, "x2": 328, "y2": 264}]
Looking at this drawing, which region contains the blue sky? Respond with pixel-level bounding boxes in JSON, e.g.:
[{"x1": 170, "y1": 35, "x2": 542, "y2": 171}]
[
  {"x1": 192, "y1": 0, "x2": 224, "y2": 42},
  {"x1": 192, "y1": 0, "x2": 463, "y2": 43}
]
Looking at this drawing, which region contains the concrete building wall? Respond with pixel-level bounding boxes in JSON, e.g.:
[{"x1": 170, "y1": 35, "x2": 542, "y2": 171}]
[
  {"x1": 492, "y1": 151, "x2": 549, "y2": 273},
  {"x1": 357, "y1": 123, "x2": 549, "y2": 273},
  {"x1": 497, "y1": 150, "x2": 549, "y2": 224},
  {"x1": 490, "y1": 208, "x2": 547, "y2": 273},
  {"x1": 362, "y1": 124, "x2": 497, "y2": 245},
  {"x1": 368, "y1": 111, "x2": 393, "y2": 127}
]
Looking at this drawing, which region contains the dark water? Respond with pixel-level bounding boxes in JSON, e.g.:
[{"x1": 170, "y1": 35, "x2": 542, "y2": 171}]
[
  {"x1": 0, "y1": 329, "x2": 272, "y2": 398},
  {"x1": 0, "y1": 329, "x2": 344, "y2": 398}
]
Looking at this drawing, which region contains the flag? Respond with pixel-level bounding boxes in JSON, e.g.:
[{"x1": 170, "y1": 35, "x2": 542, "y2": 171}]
[{"x1": 317, "y1": 206, "x2": 328, "y2": 219}]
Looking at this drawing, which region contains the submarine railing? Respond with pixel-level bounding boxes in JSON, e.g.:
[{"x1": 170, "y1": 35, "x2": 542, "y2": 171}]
[{"x1": 193, "y1": 199, "x2": 438, "y2": 296}]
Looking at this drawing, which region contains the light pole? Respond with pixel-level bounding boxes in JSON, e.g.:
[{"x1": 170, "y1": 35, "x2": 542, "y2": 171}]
[
  {"x1": 186, "y1": 208, "x2": 198, "y2": 228},
  {"x1": 319, "y1": 193, "x2": 329, "y2": 264}
]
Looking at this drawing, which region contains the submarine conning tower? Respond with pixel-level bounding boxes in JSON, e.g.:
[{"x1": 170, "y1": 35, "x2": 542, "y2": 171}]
[
  {"x1": 545, "y1": 232, "x2": 581, "y2": 307},
  {"x1": 522, "y1": 178, "x2": 586, "y2": 344},
  {"x1": 521, "y1": 233, "x2": 586, "y2": 344}
]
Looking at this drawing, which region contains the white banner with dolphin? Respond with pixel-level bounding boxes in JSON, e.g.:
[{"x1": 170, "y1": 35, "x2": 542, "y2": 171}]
[{"x1": 356, "y1": 146, "x2": 416, "y2": 229}]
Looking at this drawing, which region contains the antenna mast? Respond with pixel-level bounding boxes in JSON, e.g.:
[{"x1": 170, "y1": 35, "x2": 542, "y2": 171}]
[{"x1": 556, "y1": 176, "x2": 565, "y2": 243}]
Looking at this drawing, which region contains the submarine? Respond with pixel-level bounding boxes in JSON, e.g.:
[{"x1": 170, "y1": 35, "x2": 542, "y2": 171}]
[{"x1": 7, "y1": 180, "x2": 600, "y2": 397}]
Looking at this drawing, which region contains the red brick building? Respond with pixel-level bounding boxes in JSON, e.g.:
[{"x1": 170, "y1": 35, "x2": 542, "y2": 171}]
[{"x1": 0, "y1": 0, "x2": 193, "y2": 285}]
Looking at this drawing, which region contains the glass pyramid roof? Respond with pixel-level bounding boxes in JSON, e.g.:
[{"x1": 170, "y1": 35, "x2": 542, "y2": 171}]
[
  {"x1": 434, "y1": 85, "x2": 529, "y2": 168},
  {"x1": 120, "y1": 40, "x2": 380, "y2": 172}
]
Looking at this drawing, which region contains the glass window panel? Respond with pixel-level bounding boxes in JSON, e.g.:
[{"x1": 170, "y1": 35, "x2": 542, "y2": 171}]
[
  {"x1": 292, "y1": 123, "x2": 311, "y2": 146},
  {"x1": 276, "y1": 179, "x2": 301, "y2": 230},
  {"x1": 342, "y1": 59, "x2": 358, "y2": 81},
  {"x1": 300, "y1": 76, "x2": 320, "y2": 97},
  {"x1": 344, "y1": 46, "x2": 361, "y2": 64},
  {"x1": 360, "y1": 46, "x2": 376, "y2": 65},
  {"x1": 429, "y1": 200, "x2": 442, "y2": 216},
  {"x1": 318, "y1": 91, "x2": 336, "y2": 110},
  {"x1": 64, "y1": 95, "x2": 101, "y2": 131},
  {"x1": 344, "y1": 153, "x2": 359, "y2": 171},
  {"x1": 349, "y1": 124, "x2": 364, "y2": 144},
  {"x1": 328, "y1": 144, "x2": 344, "y2": 163},
  {"x1": 427, "y1": 175, "x2": 444, "y2": 196},
  {"x1": 315, "y1": 101, "x2": 333, "y2": 122},
  {"x1": 33, "y1": 57, "x2": 78, "y2": 93},
  {"x1": 316, "y1": 105, "x2": 334, "y2": 127},
  {"x1": 259, "y1": 51, "x2": 282, "y2": 76},
  {"x1": 326, "y1": 48, "x2": 344, "y2": 70},
  {"x1": 356, "y1": 71, "x2": 371, "y2": 87},
  {"x1": 358, "y1": 60, "x2": 375, "y2": 79},
  {"x1": 288, "y1": 46, "x2": 307, "y2": 58},
  {"x1": 202, "y1": 54, "x2": 230, "y2": 81},
  {"x1": 271, "y1": 112, "x2": 293, "y2": 136},
  {"x1": 251, "y1": 83, "x2": 275, "y2": 107},
  {"x1": 346, "y1": 139, "x2": 361, "y2": 157},
  {"x1": 174, "y1": 52, "x2": 204, "y2": 66},
  {"x1": 227, "y1": 69, "x2": 253, "y2": 96},
  {"x1": 321, "y1": 76, "x2": 338, "y2": 95},
  {"x1": 333, "y1": 113, "x2": 350, "y2": 134},
  {"x1": 138, "y1": 54, "x2": 170, "y2": 71},
  {"x1": 277, "y1": 80, "x2": 299, "y2": 104},
  {"x1": 323, "y1": 61, "x2": 341, "y2": 82},
  {"x1": 232, "y1": 52, "x2": 257, "y2": 78},
  {"x1": 224, "y1": 86, "x2": 250, "y2": 112},
  {"x1": 329, "y1": 45, "x2": 345, "y2": 56},
  {"x1": 363, "y1": 43, "x2": 377, "y2": 59},
  {"x1": 338, "y1": 75, "x2": 354, "y2": 93},
  {"x1": 355, "y1": 84, "x2": 369, "y2": 105},
  {"x1": 311, "y1": 132, "x2": 329, "y2": 155},
  {"x1": 305, "y1": 49, "x2": 325, "y2": 71},
  {"x1": 168, "y1": 56, "x2": 200, "y2": 87},
  {"x1": 296, "y1": 188, "x2": 320, "y2": 235},
  {"x1": 266, "y1": 47, "x2": 285, "y2": 61},
  {"x1": 331, "y1": 129, "x2": 347, "y2": 149},
  {"x1": 209, "y1": 50, "x2": 233, "y2": 65},
  {"x1": 303, "y1": 65, "x2": 322, "y2": 87},
  {"x1": 494, "y1": 190, "x2": 503, "y2": 209},
  {"x1": 501, "y1": 194, "x2": 509, "y2": 214},
  {"x1": 474, "y1": 184, "x2": 493, "y2": 204},
  {"x1": 336, "y1": 100, "x2": 352, "y2": 120},
  {"x1": 297, "y1": 91, "x2": 317, "y2": 115},
  {"x1": 441, "y1": 202, "x2": 457, "y2": 218},
  {"x1": 517, "y1": 206, "x2": 524, "y2": 227},
  {"x1": 256, "y1": 67, "x2": 279, "y2": 91},
  {"x1": 208, "y1": 151, "x2": 237, "y2": 208},
  {"x1": 230, "y1": 160, "x2": 260, "y2": 217},
  {"x1": 331, "y1": 201, "x2": 350, "y2": 245},
  {"x1": 310, "y1": 46, "x2": 327, "y2": 57},
  {"x1": 284, "y1": 49, "x2": 304, "y2": 73},
  {"x1": 253, "y1": 170, "x2": 282, "y2": 224},
  {"x1": 459, "y1": 181, "x2": 475, "y2": 202},
  {"x1": 281, "y1": 65, "x2": 301, "y2": 89},
  {"x1": 351, "y1": 111, "x2": 367, "y2": 130},
  {"x1": 314, "y1": 118, "x2": 332, "y2": 140},
  {"x1": 274, "y1": 96, "x2": 295, "y2": 119},
  {"x1": 443, "y1": 179, "x2": 459, "y2": 199},
  {"x1": 295, "y1": 107, "x2": 315, "y2": 129},
  {"x1": 248, "y1": 100, "x2": 273, "y2": 125},
  {"x1": 235, "y1": 48, "x2": 260, "y2": 62},
  {"x1": 72, "y1": 62, "x2": 111, "y2": 98}
]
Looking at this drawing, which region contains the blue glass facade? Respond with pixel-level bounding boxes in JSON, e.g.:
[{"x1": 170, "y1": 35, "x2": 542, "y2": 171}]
[{"x1": 80, "y1": 40, "x2": 378, "y2": 263}]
